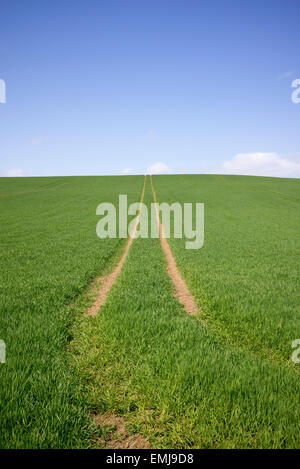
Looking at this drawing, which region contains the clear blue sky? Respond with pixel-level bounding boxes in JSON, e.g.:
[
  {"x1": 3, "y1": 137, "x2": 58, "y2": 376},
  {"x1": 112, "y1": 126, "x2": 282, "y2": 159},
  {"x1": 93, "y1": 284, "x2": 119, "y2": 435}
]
[{"x1": 1, "y1": 0, "x2": 300, "y2": 177}]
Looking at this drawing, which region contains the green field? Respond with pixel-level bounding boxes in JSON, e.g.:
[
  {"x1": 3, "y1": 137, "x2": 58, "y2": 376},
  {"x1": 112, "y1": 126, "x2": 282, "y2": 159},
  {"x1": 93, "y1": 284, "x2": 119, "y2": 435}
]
[
  {"x1": 0, "y1": 174, "x2": 299, "y2": 448},
  {"x1": 0, "y1": 176, "x2": 142, "y2": 448}
]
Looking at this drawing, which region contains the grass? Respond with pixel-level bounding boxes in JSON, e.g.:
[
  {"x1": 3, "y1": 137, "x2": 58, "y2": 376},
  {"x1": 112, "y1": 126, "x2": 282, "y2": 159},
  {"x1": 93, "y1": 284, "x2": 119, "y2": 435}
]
[
  {"x1": 1, "y1": 174, "x2": 299, "y2": 448},
  {"x1": 153, "y1": 174, "x2": 300, "y2": 364},
  {"x1": 0, "y1": 175, "x2": 143, "y2": 448},
  {"x1": 70, "y1": 176, "x2": 300, "y2": 448}
]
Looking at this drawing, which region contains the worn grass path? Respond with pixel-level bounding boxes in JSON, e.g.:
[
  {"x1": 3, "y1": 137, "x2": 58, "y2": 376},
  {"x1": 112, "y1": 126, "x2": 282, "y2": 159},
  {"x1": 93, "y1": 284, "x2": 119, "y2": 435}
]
[
  {"x1": 1, "y1": 174, "x2": 298, "y2": 448},
  {"x1": 70, "y1": 176, "x2": 300, "y2": 448}
]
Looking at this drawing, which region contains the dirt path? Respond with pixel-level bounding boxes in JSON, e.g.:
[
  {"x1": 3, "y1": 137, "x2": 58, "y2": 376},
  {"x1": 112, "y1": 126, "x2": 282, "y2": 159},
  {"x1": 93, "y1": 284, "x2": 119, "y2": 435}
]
[
  {"x1": 93, "y1": 414, "x2": 150, "y2": 449},
  {"x1": 87, "y1": 176, "x2": 146, "y2": 316},
  {"x1": 150, "y1": 175, "x2": 200, "y2": 315}
]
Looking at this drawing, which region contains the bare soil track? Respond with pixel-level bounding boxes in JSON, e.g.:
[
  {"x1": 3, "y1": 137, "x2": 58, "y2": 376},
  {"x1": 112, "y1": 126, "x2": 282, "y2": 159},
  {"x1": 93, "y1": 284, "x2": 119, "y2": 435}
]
[
  {"x1": 150, "y1": 175, "x2": 200, "y2": 315},
  {"x1": 85, "y1": 175, "x2": 200, "y2": 449},
  {"x1": 88, "y1": 175, "x2": 199, "y2": 316},
  {"x1": 87, "y1": 176, "x2": 146, "y2": 316},
  {"x1": 93, "y1": 414, "x2": 150, "y2": 449}
]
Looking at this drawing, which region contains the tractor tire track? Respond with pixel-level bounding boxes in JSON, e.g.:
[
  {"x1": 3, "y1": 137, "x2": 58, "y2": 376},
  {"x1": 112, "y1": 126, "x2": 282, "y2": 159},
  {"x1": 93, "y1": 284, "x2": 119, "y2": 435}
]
[
  {"x1": 150, "y1": 175, "x2": 200, "y2": 315},
  {"x1": 87, "y1": 176, "x2": 146, "y2": 316}
]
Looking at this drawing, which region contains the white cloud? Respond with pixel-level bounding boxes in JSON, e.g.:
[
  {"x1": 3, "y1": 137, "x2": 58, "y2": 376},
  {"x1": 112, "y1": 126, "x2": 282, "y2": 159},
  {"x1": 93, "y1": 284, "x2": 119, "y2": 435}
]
[
  {"x1": 278, "y1": 70, "x2": 294, "y2": 80},
  {"x1": 121, "y1": 167, "x2": 134, "y2": 175},
  {"x1": 215, "y1": 153, "x2": 300, "y2": 178},
  {"x1": 146, "y1": 161, "x2": 171, "y2": 174},
  {"x1": 2, "y1": 168, "x2": 27, "y2": 177}
]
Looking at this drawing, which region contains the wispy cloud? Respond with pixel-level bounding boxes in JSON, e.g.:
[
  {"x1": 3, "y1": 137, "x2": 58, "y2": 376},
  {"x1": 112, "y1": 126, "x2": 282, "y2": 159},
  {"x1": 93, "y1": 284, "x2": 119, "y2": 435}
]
[
  {"x1": 213, "y1": 153, "x2": 300, "y2": 178},
  {"x1": 2, "y1": 168, "x2": 27, "y2": 177},
  {"x1": 121, "y1": 167, "x2": 134, "y2": 175},
  {"x1": 278, "y1": 70, "x2": 295, "y2": 80}
]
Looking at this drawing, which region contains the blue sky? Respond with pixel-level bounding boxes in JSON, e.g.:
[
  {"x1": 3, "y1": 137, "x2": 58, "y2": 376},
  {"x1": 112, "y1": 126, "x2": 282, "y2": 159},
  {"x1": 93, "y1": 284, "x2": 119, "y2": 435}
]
[{"x1": 0, "y1": 0, "x2": 300, "y2": 177}]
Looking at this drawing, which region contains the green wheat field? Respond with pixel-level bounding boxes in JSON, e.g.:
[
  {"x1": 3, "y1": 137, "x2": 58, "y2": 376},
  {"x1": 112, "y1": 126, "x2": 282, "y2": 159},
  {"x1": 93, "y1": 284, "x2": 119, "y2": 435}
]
[{"x1": 0, "y1": 174, "x2": 299, "y2": 448}]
